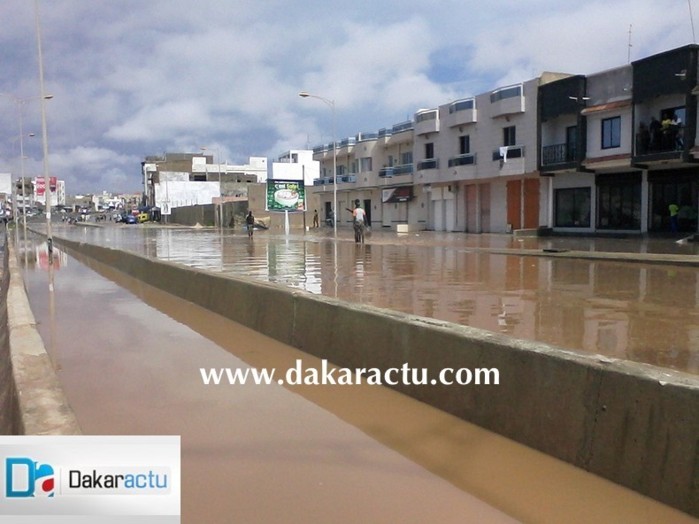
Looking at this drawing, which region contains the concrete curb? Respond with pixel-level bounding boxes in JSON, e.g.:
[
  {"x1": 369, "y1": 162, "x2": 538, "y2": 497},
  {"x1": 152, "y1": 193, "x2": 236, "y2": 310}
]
[
  {"x1": 5, "y1": 238, "x2": 81, "y2": 435},
  {"x1": 53, "y1": 234, "x2": 699, "y2": 516}
]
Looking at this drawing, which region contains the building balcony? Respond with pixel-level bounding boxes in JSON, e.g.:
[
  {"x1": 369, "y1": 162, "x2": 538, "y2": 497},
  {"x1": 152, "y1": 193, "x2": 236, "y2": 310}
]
[
  {"x1": 415, "y1": 109, "x2": 439, "y2": 135},
  {"x1": 338, "y1": 175, "x2": 357, "y2": 183},
  {"x1": 542, "y1": 143, "x2": 577, "y2": 166},
  {"x1": 490, "y1": 84, "x2": 525, "y2": 118},
  {"x1": 634, "y1": 130, "x2": 685, "y2": 163},
  {"x1": 356, "y1": 131, "x2": 378, "y2": 142},
  {"x1": 492, "y1": 145, "x2": 525, "y2": 161},
  {"x1": 379, "y1": 164, "x2": 413, "y2": 178},
  {"x1": 447, "y1": 153, "x2": 476, "y2": 167},
  {"x1": 417, "y1": 159, "x2": 439, "y2": 170},
  {"x1": 386, "y1": 121, "x2": 414, "y2": 145},
  {"x1": 445, "y1": 98, "x2": 477, "y2": 127}
]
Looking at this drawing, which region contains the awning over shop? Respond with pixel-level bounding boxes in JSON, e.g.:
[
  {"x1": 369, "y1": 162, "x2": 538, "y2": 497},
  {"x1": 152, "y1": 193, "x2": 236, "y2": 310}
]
[
  {"x1": 580, "y1": 99, "x2": 631, "y2": 115},
  {"x1": 382, "y1": 186, "x2": 414, "y2": 203}
]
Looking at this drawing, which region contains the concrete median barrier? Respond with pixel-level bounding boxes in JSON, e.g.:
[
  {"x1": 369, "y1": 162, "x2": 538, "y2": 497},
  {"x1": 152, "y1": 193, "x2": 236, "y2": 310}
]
[
  {"x1": 53, "y1": 235, "x2": 699, "y2": 517},
  {"x1": 1, "y1": 238, "x2": 80, "y2": 435}
]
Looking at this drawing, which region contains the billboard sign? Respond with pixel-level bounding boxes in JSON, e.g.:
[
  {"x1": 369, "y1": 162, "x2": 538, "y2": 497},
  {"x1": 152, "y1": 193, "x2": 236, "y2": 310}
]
[{"x1": 266, "y1": 180, "x2": 305, "y2": 211}]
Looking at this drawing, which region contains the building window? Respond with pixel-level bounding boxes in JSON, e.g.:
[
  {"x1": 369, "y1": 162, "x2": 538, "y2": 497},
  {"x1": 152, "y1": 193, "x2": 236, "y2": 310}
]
[
  {"x1": 555, "y1": 187, "x2": 590, "y2": 227},
  {"x1": 601, "y1": 116, "x2": 621, "y2": 149},
  {"x1": 459, "y1": 135, "x2": 470, "y2": 155},
  {"x1": 490, "y1": 85, "x2": 522, "y2": 103},
  {"x1": 503, "y1": 126, "x2": 516, "y2": 146},
  {"x1": 401, "y1": 151, "x2": 413, "y2": 165},
  {"x1": 360, "y1": 157, "x2": 372, "y2": 172},
  {"x1": 597, "y1": 173, "x2": 641, "y2": 230},
  {"x1": 425, "y1": 143, "x2": 434, "y2": 159}
]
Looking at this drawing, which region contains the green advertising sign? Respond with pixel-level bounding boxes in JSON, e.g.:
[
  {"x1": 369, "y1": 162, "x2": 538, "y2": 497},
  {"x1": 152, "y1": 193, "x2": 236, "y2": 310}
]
[{"x1": 267, "y1": 180, "x2": 306, "y2": 211}]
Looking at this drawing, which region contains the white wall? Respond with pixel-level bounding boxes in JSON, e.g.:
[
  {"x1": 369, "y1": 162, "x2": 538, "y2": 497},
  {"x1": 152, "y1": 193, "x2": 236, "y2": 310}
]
[{"x1": 155, "y1": 181, "x2": 220, "y2": 214}]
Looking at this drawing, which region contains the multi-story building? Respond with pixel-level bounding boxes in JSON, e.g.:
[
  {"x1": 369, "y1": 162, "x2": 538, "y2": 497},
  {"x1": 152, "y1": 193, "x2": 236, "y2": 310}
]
[
  {"x1": 308, "y1": 44, "x2": 699, "y2": 235},
  {"x1": 542, "y1": 44, "x2": 698, "y2": 234},
  {"x1": 309, "y1": 74, "x2": 568, "y2": 233}
]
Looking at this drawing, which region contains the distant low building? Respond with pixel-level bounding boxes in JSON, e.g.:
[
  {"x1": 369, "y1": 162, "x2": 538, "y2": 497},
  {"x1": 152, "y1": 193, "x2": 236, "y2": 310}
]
[{"x1": 141, "y1": 152, "x2": 268, "y2": 215}]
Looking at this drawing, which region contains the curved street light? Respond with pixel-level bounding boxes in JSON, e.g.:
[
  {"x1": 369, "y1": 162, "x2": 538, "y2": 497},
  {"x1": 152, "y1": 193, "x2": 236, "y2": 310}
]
[{"x1": 299, "y1": 91, "x2": 337, "y2": 237}]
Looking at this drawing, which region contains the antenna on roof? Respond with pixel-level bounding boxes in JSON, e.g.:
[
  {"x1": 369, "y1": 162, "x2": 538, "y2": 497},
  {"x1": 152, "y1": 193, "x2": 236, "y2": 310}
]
[
  {"x1": 689, "y1": 0, "x2": 697, "y2": 44},
  {"x1": 627, "y1": 24, "x2": 633, "y2": 64}
]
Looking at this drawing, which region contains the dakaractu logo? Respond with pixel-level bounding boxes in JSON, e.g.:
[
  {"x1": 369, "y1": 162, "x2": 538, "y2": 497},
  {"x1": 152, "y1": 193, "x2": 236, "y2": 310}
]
[
  {"x1": 5, "y1": 457, "x2": 170, "y2": 498},
  {"x1": 5, "y1": 457, "x2": 55, "y2": 498}
]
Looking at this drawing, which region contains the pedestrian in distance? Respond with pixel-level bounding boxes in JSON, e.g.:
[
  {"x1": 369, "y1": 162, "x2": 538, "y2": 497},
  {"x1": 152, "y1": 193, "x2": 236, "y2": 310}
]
[
  {"x1": 246, "y1": 211, "x2": 255, "y2": 238},
  {"x1": 313, "y1": 209, "x2": 319, "y2": 228},
  {"x1": 347, "y1": 199, "x2": 366, "y2": 243},
  {"x1": 669, "y1": 202, "x2": 679, "y2": 233}
]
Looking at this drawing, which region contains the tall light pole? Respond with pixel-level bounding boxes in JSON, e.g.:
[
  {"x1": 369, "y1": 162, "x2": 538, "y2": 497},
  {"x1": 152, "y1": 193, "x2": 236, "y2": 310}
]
[
  {"x1": 35, "y1": 0, "x2": 53, "y2": 253},
  {"x1": 1, "y1": 93, "x2": 52, "y2": 235},
  {"x1": 200, "y1": 146, "x2": 224, "y2": 229},
  {"x1": 299, "y1": 91, "x2": 337, "y2": 237}
]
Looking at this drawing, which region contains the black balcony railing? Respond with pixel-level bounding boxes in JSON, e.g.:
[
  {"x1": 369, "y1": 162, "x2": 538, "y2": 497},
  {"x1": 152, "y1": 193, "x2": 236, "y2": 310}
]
[
  {"x1": 492, "y1": 146, "x2": 524, "y2": 161},
  {"x1": 542, "y1": 143, "x2": 576, "y2": 165},
  {"x1": 417, "y1": 159, "x2": 438, "y2": 170},
  {"x1": 448, "y1": 154, "x2": 476, "y2": 167}
]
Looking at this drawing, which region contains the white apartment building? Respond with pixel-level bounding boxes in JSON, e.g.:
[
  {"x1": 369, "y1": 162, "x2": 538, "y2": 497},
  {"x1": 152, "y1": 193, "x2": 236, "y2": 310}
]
[
  {"x1": 308, "y1": 74, "x2": 568, "y2": 233},
  {"x1": 307, "y1": 43, "x2": 699, "y2": 235}
]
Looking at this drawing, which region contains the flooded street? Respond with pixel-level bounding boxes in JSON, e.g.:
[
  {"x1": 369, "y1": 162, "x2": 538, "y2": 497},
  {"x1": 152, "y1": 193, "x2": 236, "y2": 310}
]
[
  {"x1": 17, "y1": 232, "x2": 696, "y2": 523},
  {"x1": 47, "y1": 224, "x2": 699, "y2": 374}
]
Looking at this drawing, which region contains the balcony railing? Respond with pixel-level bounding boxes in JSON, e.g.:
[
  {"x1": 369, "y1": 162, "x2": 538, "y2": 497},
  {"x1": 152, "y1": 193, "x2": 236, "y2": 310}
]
[
  {"x1": 417, "y1": 159, "x2": 439, "y2": 170},
  {"x1": 392, "y1": 121, "x2": 414, "y2": 134},
  {"x1": 448, "y1": 153, "x2": 476, "y2": 167},
  {"x1": 542, "y1": 143, "x2": 576, "y2": 165},
  {"x1": 492, "y1": 145, "x2": 524, "y2": 161},
  {"x1": 338, "y1": 175, "x2": 357, "y2": 183},
  {"x1": 379, "y1": 164, "x2": 414, "y2": 177}
]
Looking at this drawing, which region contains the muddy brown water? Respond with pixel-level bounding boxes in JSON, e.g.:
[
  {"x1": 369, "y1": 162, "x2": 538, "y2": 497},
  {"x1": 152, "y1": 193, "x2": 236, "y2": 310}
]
[
  {"x1": 17, "y1": 233, "x2": 697, "y2": 523},
  {"x1": 48, "y1": 224, "x2": 699, "y2": 374}
]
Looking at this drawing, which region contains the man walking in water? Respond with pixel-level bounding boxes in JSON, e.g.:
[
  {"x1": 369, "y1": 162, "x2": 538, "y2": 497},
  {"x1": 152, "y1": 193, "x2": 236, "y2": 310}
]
[
  {"x1": 246, "y1": 210, "x2": 255, "y2": 238},
  {"x1": 351, "y1": 200, "x2": 366, "y2": 243}
]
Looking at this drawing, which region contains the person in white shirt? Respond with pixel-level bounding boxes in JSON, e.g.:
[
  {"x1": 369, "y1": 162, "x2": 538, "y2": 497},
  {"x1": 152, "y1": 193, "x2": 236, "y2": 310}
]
[{"x1": 351, "y1": 200, "x2": 366, "y2": 243}]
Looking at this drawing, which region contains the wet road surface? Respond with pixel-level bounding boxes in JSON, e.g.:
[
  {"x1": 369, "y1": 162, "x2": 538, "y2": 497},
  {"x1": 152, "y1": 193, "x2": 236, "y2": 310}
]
[
  {"x1": 44, "y1": 223, "x2": 699, "y2": 374},
  {"x1": 18, "y1": 233, "x2": 698, "y2": 523}
]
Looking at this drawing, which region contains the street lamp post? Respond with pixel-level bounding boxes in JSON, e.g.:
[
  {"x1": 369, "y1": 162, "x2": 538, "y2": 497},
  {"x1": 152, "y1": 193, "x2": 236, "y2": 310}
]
[
  {"x1": 35, "y1": 0, "x2": 53, "y2": 253},
  {"x1": 299, "y1": 91, "x2": 337, "y2": 237},
  {"x1": 1, "y1": 94, "x2": 51, "y2": 235},
  {"x1": 200, "y1": 146, "x2": 224, "y2": 229}
]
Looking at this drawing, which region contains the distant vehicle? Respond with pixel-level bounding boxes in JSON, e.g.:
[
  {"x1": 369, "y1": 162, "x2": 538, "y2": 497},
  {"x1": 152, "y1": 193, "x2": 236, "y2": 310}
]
[
  {"x1": 137, "y1": 212, "x2": 149, "y2": 223},
  {"x1": 124, "y1": 214, "x2": 138, "y2": 224}
]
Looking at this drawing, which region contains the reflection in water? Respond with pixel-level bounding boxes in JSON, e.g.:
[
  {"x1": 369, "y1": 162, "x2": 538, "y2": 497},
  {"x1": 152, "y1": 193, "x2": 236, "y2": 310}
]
[{"x1": 48, "y1": 225, "x2": 699, "y2": 374}]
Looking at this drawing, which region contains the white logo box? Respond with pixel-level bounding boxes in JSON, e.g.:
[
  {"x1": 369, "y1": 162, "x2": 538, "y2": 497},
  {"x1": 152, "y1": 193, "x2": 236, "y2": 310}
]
[{"x1": 0, "y1": 436, "x2": 180, "y2": 522}]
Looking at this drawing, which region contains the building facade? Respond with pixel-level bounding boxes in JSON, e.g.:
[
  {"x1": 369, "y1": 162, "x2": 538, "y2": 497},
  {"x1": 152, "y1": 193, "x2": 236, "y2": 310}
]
[
  {"x1": 308, "y1": 44, "x2": 699, "y2": 235},
  {"x1": 142, "y1": 153, "x2": 267, "y2": 215}
]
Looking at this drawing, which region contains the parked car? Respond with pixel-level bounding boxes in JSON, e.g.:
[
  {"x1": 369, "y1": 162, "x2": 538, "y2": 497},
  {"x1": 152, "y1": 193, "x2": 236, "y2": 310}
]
[{"x1": 124, "y1": 214, "x2": 137, "y2": 224}]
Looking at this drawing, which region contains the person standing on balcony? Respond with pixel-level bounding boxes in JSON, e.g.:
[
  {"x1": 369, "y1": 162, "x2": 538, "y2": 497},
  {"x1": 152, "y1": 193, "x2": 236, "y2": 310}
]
[{"x1": 649, "y1": 117, "x2": 661, "y2": 151}]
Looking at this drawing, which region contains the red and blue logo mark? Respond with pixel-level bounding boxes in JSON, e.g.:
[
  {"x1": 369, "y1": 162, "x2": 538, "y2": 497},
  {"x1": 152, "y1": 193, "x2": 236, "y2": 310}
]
[{"x1": 5, "y1": 458, "x2": 55, "y2": 498}]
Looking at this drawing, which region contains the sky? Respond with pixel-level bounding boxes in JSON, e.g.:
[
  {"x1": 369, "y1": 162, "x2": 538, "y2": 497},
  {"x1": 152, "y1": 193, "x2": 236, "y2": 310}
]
[{"x1": 0, "y1": 0, "x2": 697, "y2": 195}]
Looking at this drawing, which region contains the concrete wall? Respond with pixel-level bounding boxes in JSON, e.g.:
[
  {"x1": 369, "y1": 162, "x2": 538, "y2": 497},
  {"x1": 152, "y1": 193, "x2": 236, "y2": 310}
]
[
  {"x1": 0, "y1": 239, "x2": 21, "y2": 434},
  {"x1": 1, "y1": 235, "x2": 80, "y2": 435},
  {"x1": 52, "y1": 234, "x2": 699, "y2": 517}
]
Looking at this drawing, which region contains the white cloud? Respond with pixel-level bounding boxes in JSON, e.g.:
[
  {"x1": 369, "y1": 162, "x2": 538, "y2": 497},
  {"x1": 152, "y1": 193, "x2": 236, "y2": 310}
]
[{"x1": 0, "y1": 0, "x2": 696, "y2": 193}]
